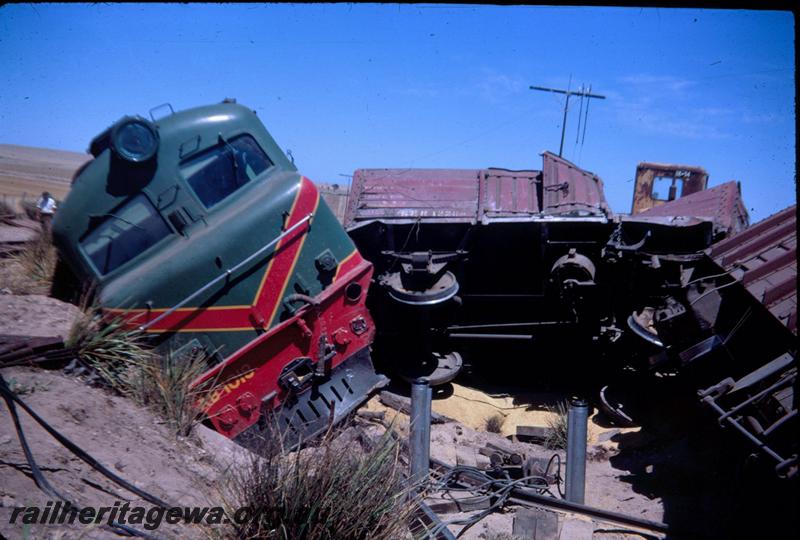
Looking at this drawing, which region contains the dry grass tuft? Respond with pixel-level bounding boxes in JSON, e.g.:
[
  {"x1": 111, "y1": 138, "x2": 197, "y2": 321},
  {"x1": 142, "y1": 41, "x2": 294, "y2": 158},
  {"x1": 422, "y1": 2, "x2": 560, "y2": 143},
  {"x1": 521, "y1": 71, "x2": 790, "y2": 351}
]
[
  {"x1": 0, "y1": 232, "x2": 57, "y2": 294},
  {"x1": 20, "y1": 199, "x2": 39, "y2": 221},
  {"x1": 485, "y1": 413, "x2": 505, "y2": 434},
  {"x1": 221, "y1": 418, "x2": 416, "y2": 540},
  {"x1": 125, "y1": 345, "x2": 209, "y2": 436},
  {"x1": 544, "y1": 400, "x2": 569, "y2": 450},
  {"x1": 67, "y1": 306, "x2": 154, "y2": 391},
  {"x1": 68, "y1": 306, "x2": 207, "y2": 436},
  {"x1": 0, "y1": 258, "x2": 35, "y2": 294}
]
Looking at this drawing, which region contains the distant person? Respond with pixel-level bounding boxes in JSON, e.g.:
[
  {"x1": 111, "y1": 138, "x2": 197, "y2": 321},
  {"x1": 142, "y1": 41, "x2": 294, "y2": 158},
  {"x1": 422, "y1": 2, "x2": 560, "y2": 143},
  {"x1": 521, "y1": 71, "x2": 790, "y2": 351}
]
[{"x1": 36, "y1": 191, "x2": 57, "y2": 236}]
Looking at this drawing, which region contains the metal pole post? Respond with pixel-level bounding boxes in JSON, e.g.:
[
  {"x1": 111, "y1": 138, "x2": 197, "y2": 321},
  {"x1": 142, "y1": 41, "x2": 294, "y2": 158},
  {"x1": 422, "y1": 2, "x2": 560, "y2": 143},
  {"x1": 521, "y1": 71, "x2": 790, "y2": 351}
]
[
  {"x1": 410, "y1": 378, "x2": 432, "y2": 489},
  {"x1": 565, "y1": 396, "x2": 588, "y2": 504},
  {"x1": 558, "y1": 91, "x2": 571, "y2": 157}
]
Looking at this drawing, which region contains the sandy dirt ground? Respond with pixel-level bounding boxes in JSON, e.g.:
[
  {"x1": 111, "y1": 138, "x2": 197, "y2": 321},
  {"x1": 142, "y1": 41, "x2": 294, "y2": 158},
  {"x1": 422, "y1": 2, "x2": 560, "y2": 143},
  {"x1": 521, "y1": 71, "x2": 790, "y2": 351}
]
[
  {"x1": 0, "y1": 366, "x2": 234, "y2": 539},
  {"x1": 0, "y1": 363, "x2": 755, "y2": 540},
  {"x1": 0, "y1": 224, "x2": 38, "y2": 244},
  {"x1": 0, "y1": 293, "x2": 232, "y2": 537},
  {"x1": 0, "y1": 294, "x2": 82, "y2": 338}
]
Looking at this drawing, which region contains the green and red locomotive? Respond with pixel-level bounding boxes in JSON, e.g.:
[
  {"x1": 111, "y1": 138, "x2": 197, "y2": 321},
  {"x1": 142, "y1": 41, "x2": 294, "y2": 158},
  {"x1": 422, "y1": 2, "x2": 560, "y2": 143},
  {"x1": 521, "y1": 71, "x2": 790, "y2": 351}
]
[{"x1": 52, "y1": 101, "x2": 385, "y2": 449}]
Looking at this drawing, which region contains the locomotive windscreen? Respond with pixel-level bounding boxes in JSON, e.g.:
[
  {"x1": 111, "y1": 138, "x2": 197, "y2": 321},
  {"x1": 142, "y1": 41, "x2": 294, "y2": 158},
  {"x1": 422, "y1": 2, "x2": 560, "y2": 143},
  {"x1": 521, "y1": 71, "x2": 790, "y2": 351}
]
[
  {"x1": 80, "y1": 194, "x2": 172, "y2": 275},
  {"x1": 180, "y1": 134, "x2": 273, "y2": 208}
]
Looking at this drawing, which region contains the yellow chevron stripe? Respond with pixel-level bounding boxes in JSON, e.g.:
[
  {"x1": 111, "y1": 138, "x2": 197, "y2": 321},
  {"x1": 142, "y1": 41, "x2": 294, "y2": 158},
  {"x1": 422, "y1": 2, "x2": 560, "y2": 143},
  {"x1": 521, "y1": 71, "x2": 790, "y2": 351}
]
[
  {"x1": 266, "y1": 187, "x2": 320, "y2": 327},
  {"x1": 252, "y1": 176, "x2": 305, "y2": 303},
  {"x1": 333, "y1": 249, "x2": 358, "y2": 281}
]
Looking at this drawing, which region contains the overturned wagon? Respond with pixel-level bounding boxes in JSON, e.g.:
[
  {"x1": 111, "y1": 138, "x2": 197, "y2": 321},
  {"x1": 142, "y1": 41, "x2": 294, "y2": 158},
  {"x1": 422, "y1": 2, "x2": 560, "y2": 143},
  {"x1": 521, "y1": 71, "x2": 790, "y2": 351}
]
[{"x1": 345, "y1": 156, "x2": 741, "y2": 381}]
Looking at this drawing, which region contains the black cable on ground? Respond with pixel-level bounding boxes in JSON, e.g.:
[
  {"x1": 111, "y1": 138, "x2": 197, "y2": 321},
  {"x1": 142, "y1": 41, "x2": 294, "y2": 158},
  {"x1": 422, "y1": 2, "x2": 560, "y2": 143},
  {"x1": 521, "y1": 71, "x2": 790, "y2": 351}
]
[
  {"x1": 428, "y1": 464, "x2": 553, "y2": 538},
  {"x1": 430, "y1": 456, "x2": 672, "y2": 536},
  {"x1": 0, "y1": 373, "x2": 167, "y2": 507},
  {"x1": 545, "y1": 452, "x2": 565, "y2": 499},
  {"x1": 0, "y1": 373, "x2": 164, "y2": 539}
]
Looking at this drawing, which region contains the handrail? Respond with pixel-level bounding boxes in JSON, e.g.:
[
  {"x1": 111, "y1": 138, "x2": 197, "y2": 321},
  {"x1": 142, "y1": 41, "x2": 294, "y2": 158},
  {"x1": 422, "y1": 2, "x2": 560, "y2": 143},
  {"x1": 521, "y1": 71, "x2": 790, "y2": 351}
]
[{"x1": 138, "y1": 213, "x2": 313, "y2": 331}]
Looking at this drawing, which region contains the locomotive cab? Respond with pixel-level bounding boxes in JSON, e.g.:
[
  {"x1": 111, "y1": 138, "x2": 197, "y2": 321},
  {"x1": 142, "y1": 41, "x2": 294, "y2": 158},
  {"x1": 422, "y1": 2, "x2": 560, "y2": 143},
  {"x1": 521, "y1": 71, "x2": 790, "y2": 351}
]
[{"x1": 52, "y1": 101, "x2": 385, "y2": 449}]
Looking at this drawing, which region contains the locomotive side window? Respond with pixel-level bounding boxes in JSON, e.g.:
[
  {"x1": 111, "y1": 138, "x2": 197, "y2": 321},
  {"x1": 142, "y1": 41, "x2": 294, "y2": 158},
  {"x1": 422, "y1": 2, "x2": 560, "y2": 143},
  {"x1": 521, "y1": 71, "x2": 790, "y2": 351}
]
[
  {"x1": 81, "y1": 195, "x2": 172, "y2": 275},
  {"x1": 180, "y1": 134, "x2": 273, "y2": 208}
]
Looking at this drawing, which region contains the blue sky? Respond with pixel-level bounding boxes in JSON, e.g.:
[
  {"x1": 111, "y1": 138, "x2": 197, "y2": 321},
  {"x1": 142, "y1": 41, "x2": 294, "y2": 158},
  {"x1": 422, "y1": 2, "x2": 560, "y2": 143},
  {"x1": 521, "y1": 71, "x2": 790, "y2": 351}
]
[{"x1": 0, "y1": 4, "x2": 795, "y2": 222}]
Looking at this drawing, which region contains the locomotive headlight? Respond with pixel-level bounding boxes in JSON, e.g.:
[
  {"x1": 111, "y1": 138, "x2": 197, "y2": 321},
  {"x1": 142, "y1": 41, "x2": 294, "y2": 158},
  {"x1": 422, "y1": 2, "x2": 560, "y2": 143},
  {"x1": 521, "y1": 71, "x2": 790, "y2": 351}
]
[{"x1": 110, "y1": 117, "x2": 159, "y2": 163}]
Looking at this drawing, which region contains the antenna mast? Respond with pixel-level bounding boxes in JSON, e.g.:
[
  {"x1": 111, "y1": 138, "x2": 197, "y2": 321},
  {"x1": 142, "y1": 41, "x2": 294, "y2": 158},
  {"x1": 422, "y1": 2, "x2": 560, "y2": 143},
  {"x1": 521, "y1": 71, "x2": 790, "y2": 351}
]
[{"x1": 530, "y1": 83, "x2": 606, "y2": 157}]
